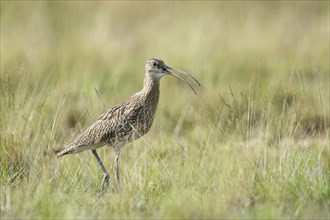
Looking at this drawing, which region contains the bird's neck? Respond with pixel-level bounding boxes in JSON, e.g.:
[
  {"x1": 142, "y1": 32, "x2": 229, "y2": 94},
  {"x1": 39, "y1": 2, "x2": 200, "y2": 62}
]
[{"x1": 141, "y1": 74, "x2": 160, "y2": 101}]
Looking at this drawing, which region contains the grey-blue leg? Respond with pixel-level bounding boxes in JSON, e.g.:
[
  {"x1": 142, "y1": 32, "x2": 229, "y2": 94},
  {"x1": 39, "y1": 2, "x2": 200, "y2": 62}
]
[
  {"x1": 114, "y1": 146, "x2": 121, "y2": 193},
  {"x1": 92, "y1": 149, "x2": 109, "y2": 191}
]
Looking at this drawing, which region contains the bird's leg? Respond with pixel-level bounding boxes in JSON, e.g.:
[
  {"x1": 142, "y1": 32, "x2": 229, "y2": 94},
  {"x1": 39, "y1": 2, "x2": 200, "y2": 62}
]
[
  {"x1": 92, "y1": 149, "x2": 109, "y2": 192},
  {"x1": 114, "y1": 146, "x2": 121, "y2": 193}
]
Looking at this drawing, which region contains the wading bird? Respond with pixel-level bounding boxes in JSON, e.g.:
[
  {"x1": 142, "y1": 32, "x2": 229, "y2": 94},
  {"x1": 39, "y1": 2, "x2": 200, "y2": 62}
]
[{"x1": 55, "y1": 58, "x2": 200, "y2": 192}]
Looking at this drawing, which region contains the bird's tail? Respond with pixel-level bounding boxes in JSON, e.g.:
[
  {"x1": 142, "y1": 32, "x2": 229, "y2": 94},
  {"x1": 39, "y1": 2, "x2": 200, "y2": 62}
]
[{"x1": 54, "y1": 142, "x2": 76, "y2": 157}]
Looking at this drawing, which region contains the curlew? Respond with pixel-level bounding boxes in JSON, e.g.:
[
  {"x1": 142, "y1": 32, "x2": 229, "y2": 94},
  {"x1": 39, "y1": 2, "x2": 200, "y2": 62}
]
[{"x1": 55, "y1": 58, "x2": 200, "y2": 192}]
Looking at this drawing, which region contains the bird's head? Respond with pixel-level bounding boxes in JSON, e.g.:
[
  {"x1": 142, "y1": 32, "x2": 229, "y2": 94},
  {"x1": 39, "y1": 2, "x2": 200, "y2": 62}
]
[{"x1": 145, "y1": 58, "x2": 201, "y2": 94}]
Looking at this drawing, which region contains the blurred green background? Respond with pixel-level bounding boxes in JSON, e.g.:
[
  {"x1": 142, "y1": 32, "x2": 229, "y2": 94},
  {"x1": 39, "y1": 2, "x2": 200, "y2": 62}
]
[{"x1": 1, "y1": 1, "x2": 329, "y2": 219}]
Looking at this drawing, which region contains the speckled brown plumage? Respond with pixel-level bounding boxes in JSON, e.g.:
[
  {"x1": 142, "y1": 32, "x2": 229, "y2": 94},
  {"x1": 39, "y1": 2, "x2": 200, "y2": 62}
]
[
  {"x1": 55, "y1": 76, "x2": 160, "y2": 157},
  {"x1": 55, "y1": 58, "x2": 200, "y2": 192}
]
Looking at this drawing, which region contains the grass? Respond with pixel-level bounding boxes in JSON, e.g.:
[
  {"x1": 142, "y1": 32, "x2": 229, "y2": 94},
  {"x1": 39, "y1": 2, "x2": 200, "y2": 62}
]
[{"x1": 1, "y1": 1, "x2": 329, "y2": 219}]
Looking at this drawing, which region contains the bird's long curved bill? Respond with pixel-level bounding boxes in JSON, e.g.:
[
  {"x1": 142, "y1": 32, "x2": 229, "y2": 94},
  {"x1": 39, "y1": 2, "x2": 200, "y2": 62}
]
[
  {"x1": 166, "y1": 70, "x2": 198, "y2": 95},
  {"x1": 167, "y1": 66, "x2": 201, "y2": 86}
]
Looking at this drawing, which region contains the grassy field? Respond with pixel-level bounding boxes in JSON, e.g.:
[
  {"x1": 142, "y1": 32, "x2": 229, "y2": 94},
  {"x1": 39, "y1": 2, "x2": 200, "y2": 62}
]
[{"x1": 1, "y1": 1, "x2": 329, "y2": 219}]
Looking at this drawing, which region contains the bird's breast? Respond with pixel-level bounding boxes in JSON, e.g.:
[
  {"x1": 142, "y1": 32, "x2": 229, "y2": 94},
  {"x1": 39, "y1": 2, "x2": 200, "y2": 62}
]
[
  {"x1": 108, "y1": 85, "x2": 160, "y2": 145},
  {"x1": 132, "y1": 97, "x2": 159, "y2": 136}
]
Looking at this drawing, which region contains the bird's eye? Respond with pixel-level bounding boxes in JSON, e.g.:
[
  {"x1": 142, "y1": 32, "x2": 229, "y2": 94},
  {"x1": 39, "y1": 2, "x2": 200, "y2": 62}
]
[{"x1": 152, "y1": 62, "x2": 157, "y2": 67}]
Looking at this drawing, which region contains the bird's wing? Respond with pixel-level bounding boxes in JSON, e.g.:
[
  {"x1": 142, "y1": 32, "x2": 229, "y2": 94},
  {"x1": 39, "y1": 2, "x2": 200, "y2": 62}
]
[
  {"x1": 56, "y1": 97, "x2": 140, "y2": 156},
  {"x1": 74, "y1": 100, "x2": 133, "y2": 147},
  {"x1": 55, "y1": 119, "x2": 111, "y2": 157}
]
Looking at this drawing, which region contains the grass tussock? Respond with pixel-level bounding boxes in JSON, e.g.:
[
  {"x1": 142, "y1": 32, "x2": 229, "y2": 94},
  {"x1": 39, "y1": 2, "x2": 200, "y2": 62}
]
[{"x1": 1, "y1": 1, "x2": 329, "y2": 219}]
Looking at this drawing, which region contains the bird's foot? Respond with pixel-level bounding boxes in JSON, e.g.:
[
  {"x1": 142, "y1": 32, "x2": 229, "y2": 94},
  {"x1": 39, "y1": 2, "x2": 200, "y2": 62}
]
[
  {"x1": 102, "y1": 172, "x2": 110, "y2": 191},
  {"x1": 97, "y1": 173, "x2": 109, "y2": 196}
]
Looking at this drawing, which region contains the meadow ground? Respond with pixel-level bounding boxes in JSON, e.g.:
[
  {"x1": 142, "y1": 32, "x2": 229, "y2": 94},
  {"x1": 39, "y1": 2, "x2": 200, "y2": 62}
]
[{"x1": 1, "y1": 1, "x2": 329, "y2": 219}]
